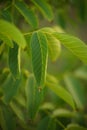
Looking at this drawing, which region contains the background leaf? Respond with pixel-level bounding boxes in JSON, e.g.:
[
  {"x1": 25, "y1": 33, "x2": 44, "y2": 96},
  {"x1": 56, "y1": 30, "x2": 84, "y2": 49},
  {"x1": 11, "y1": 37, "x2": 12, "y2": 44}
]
[
  {"x1": 24, "y1": 33, "x2": 32, "y2": 56},
  {"x1": 10, "y1": 100, "x2": 26, "y2": 123},
  {"x1": 65, "y1": 124, "x2": 87, "y2": 130},
  {"x1": 8, "y1": 42, "x2": 20, "y2": 78},
  {"x1": 74, "y1": 65, "x2": 87, "y2": 80},
  {"x1": 1, "y1": 10, "x2": 12, "y2": 22},
  {"x1": 52, "y1": 109, "x2": 75, "y2": 118},
  {"x1": 25, "y1": 75, "x2": 44, "y2": 119},
  {"x1": 15, "y1": 1, "x2": 38, "y2": 28},
  {"x1": 31, "y1": 0, "x2": 53, "y2": 21},
  {"x1": 0, "y1": 103, "x2": 16, "y2": 130},
  {"x1": 64, "y1": 75, "x2": 86, "y2": 110},
  {"x1": 37, "y1": 116, "x2": 56, "y2": 130},
  {"x1": 2, "y1": 74, "x2": 21, "y2": 104},
  {"x1": 46, "y1": 77, "x2": 75, "y2": 109}
]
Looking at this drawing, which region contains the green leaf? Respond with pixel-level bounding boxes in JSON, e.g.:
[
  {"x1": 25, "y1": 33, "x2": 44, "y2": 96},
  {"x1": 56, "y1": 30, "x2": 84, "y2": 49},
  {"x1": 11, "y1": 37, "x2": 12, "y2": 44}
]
[
  {"x1": 46, "y1": 80, "x2": 75, "y2": 109},
  {"x1": 2, "y1": 74, "x2": 21, "y2": 104},
  {"x1": 0, "y1": 19, "x2": 26, "y2": 48},
  {"x1": 0, "y1": 103, "x2": 16, "y2": 130},
  {"x1": 65, "y1": 124, "x2": 87, "y2": 130},
  {"x1": 0, "y1": 32, "x2": 13, "y2": 47},
  {"x1": 25, "y1": 75, "x2": 44, "y2": 119},
  {"x1": 64, "y1": 75, "x2": 86, "y2": 110},
  {"x1": 45, "y1": 33, "x2": 61, "y2": 61},
  {"x1": 15, "y1": 1, "x2": 38, "y2": 28},
  {"x1": 31, "y1": 0, "x2": 53, "y2": 21},
  {"x1": 52, "y1": 109, "x2": 75, "y2": 118},
  {"x1": 30, "y1": 31, "x2": 48, "y2": 87},
  {"x1": 8, "y1": 42, "x2": 20, "y2": 78},
  {"x1": 53, "y1": 33, "x2": 87, "y2": 64},
  {"x1": 37, "y1": 116, "x2": 56, "y2": 130}
]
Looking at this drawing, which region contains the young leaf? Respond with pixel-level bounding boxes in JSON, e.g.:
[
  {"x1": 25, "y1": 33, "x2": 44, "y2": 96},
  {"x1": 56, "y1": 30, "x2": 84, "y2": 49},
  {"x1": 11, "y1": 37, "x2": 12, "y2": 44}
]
[
  {"x1": 41, "y1": 27, "x2": 62, "y2": 61},
  {"x1": 0, "y1": 103, "x2": 16, "y2": 130},
  {"x1": 64, "y1": 75, "x2": 86, "y2": 110},
  {"x1": 2, "y1": 74, "x2": 21, "y2": 104},
  {"x1": 45, "y1": 33, "x2": 61, "y2": 61},
  {"x1": 46, "y1": 80, "x2": 75, "y2": 109},
  {"x1": 65, "y1": 124, "x2": 87, "y2": 130},
  {"x1": 15, "y1": 1, "x2": 38, "y2": 28},
  {"x1": 0, "y1": 32, "x2": 13, "y2": 47},
  {"x1": 53, "y1": 33, "x2": 87, "y2": 64},
  {"x1": 30, "y1": 31, "x2": 48, "y2": 87},
  {"x1": 25, "y1": 75, "x2": 44, "y2": 119},
  {"x1": 31, "y1": 0, "x2": 53, "y2": 21},
  {"x1": 0, "y1": 19, "x2": 26, "y2": 48},
  {"x1": 8, "y1": 42, "x2": 20, "y2": 78}
]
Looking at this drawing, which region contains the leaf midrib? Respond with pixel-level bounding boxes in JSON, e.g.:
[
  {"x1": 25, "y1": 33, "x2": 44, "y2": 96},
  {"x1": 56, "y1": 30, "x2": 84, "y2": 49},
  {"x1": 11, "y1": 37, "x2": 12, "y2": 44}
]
[{"x1": 37, "y1": 32, "x2": 43, "y2": 86}]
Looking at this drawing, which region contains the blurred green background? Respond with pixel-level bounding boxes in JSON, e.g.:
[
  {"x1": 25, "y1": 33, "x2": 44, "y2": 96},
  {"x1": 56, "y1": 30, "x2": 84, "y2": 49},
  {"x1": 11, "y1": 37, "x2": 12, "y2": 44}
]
[{"x1": 0, "y1": 0, "x2": 87, "y2": 130}]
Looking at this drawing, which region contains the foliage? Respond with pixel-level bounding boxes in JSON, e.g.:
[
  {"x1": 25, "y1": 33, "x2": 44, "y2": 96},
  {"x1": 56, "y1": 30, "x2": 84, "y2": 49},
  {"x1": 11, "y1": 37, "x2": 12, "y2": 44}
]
[{"x1": 0, "y1": 0, "x2": 87, "y2": 130}]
